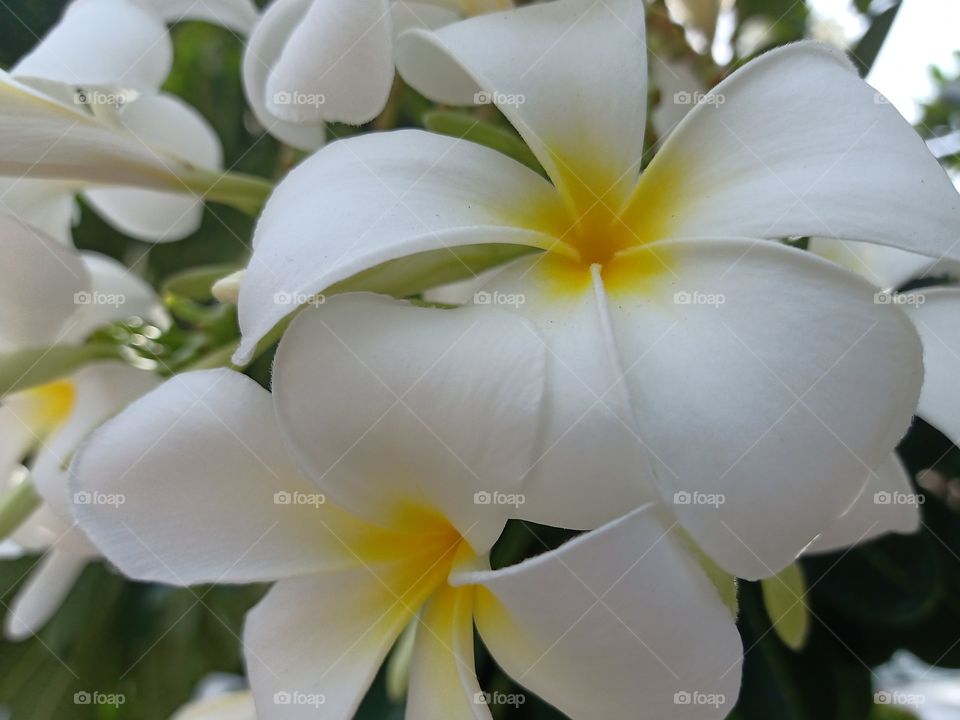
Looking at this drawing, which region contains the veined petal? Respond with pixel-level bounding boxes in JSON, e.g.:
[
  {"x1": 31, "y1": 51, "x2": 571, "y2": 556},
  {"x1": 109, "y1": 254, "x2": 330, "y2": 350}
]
[
  {"x1": 806, "y1": 454, "x2": 920, "y2": 554},
  {"x1": 72, "y1": 369, "x2": 375, "y2": 585},
  {"x1": 0, "y1": 72, "x2": 215, "y2": 191},
  {"x1": 0, "y1": 178, "x2": 76, "y2": 243},
  {"x1": 479, "y1": 256, "x2": 658, "y2": 529},
  {"x1": 265, "y1": 0, "x2": 393, "y2": 125},
  {"x1": 407, "y1": 584, "x2": 489, "y2": 720},
  {"x1": 606, "y1": 239, "x2": 923, "y2": 579},
  {"x1": 273, "y1": 294, "x2": 546, "y2": 552},
  {"x1": 0, "y1": 214, "x2": 89, "y2": 351},
  {"x1": 242, "y1": 0, "x2": 326, "y2": 151},
  {"x1": 145, "y1": 0, "x2": 260, "y2": 35},
  {"x1": 456, "y1": 503, "x2": 742, "y2": 719},
  {"x1": 235, "y1": 129, "x2": 564, "y2": 363},
  {"x1": 396, "y1": 0, "x2": 648, "y2": 214},
  {"x1": 623, "y1": 43, "x2": 960, "y2": 262},
  {"x1": 12, "y1": 0, "x2": 172, "y2": 92},
  {"x1": 3, "y1": 549, "x2": 87, "y2": 641},
  {"x1": 244, "y1": 567, "x2": 418, "y2": 720},
  {"x1": 32, "y1": 362, "x2": 161, "y2": 520},
  {"x1": 83, "y1": 93, "x2": 223, "y2": 242},
  {"x1": 904, "y1": 287, "x2": 960, "y2": 447}
]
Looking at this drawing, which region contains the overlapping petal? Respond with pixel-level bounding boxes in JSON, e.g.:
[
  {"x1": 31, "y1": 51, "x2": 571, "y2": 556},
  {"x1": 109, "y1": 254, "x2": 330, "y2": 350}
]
[
  {"x1": 273, "y1": 293, "x2": 546, "y2": 551},
  {"x1": 235, "y1": 130, "x2": 564, "y2": 362},
  {"x1": 3, "y1": 549, "x2": 87, "y2": 641}
]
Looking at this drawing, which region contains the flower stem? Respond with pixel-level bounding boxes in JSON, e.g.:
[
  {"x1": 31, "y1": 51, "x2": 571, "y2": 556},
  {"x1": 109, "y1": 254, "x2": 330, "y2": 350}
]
[
  {"x1": 0, "y1": 479, "x2": 40, "y2": 540},
  {"x1": 177, "y1": 168, "x2": 275, "y2": 216}
]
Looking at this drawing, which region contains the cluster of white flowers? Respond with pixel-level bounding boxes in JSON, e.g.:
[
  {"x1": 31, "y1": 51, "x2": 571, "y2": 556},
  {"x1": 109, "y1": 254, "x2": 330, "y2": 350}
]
[{"x1": 1, "y1": 0, "x2": 959, "y2": 719}]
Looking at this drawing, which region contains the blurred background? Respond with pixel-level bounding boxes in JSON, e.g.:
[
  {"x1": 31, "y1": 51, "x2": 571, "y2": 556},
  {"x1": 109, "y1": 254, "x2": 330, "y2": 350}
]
[{"x1": 1, "y1": 0, "x2": 959, "y2": 718}]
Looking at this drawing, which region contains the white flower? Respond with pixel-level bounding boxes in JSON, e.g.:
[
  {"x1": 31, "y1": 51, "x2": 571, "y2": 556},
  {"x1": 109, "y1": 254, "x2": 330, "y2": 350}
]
[
  {"x1": 73, "y1": 296, "x2": 742, "y2": 720},
  {"x1": 0, "y1": 0, "x2": 229, "y2": 242},
  {"x1": 242, "y1": 0, "x2": 513, "y2": 150},
  {"x1": 232, "y1": 0, "x2": 960, "y2": 580},
  {"x1": 170, "y1": 690, "x2": 256, "y2": 720},
  {"x1": 0, "y1": 215, "x2": 162, "y2": 639}
]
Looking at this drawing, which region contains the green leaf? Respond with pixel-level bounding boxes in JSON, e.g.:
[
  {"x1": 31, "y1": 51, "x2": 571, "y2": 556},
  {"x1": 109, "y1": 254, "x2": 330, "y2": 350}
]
[
  {"x1": 851, "y1": 2, "x2": 903, "y2": 76},
  {"x1": 423, "y1": 110, "x2": 546, "y2": 176},
  {"x1": 761, "y1": 563, "x2": 811, "y2": 651},
  {"x1": 0, "y1": 344, "x2": 123, "y2": 397},
  {"x1": 0, "y1": 478, "x2": 40, "y2": 540}
]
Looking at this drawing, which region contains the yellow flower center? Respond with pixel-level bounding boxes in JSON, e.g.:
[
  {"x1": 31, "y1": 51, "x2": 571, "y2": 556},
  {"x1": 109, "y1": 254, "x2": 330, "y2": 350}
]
[{"x1": 19, "y1": 379, "x2": 76, "y2": 437}]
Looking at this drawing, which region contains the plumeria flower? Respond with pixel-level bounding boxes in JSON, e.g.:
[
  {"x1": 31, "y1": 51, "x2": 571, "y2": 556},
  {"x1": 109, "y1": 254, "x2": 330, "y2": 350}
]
[
  {"x1": 0, "y1": 214, "x2": 162, "y2": 639},
  {"x1": 232, "y1": 0, "x2": 960, "y2": 580},
  {"x1": 73, "y1": 295, "x2": 742, "y2": 720},
  {"x1": 0, "y1": 0, "x2": 234, "y2": 242},
  {"x1": 243, "y1": 0, "x2": 512, "y2": 150}
]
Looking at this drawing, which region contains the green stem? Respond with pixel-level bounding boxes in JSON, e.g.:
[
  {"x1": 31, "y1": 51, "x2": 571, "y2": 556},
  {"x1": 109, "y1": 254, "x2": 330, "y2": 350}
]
[
  {"x1": 183, "y1": 341, "x2": 242, "y2": 372},
  {"x1": 0, "y1": 480, "x2": 40, "y2": 540},
  {"x1": 177, "y1": 168, "x2": 275, "y2": 216}
]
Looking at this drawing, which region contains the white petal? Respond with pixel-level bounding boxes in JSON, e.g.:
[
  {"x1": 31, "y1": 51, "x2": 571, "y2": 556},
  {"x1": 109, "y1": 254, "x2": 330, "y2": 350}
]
[
  {"x1": 0, "y1": 72, "x2": 212, "y2": 190},
  {"x1": 806, "y1": 454, "x2": 920, "y2": 554},
  {"x1": 171, "y1": 691, "x2": 257, "y2": 720},
  {"x1": 244, "y1": 570, "x2": 412, "y2": 720},
  {"x1": 0, "y1": 214, "x2": 89, "y2": 350},
  {"x1": 479, "y1": 257, "x2": 658, "y2": 528},
  {"x1": 242, "y1": 0, "x2": 327, "y2": 151},
  {"x1": 146, "y1": 0, "x2": 259, "y2": 35},
  {"x1": 457, "y1": 503, "x2": 742, "y2": 719},
  {"x1": 624, "y1": 43, "x2": 960, "y2": 262},
  {"x1": 904, "y1": 287, "x2": 960, "y2": 446},
  {"x1": 265, "y1": 0, "x2": 393, "y2": 125},
  {"x1": 407, "y1": 584, "x2": 488, "y2": 720},
  {"x1": 806, "y1": 238, "x2": 936, "y2": 291},
  {"x1": 31, "y1": 362, "x2": 161, "y2": 520},
  {"x1": 605, "y1": 239, "x2": 923, "y2": 579},
  {"x1": 12, "y1": 0, "x2": 172, "y2": 92},
  {"x1": 72, "y1": 369, "x2": 371, "y2": 585},
  {"x1": 273, "y1": 294, "x2": 545, "y2": 552},
  {"x1": 235, "y1": 129, "x2": 563, "y2": 363},
  {"x1": 391, "y1": 2, "x2": 460, "y2": 36},
  {"x1": 4, "y1": 549, "x2": 86, "y2": 641},
  {"x1": 68, "y1": 252, "x2": 168, "y2": 339},
  {"x1": 0, "y1": 178, "x2": 76, "y2": 243},
  {"x1": 396, "y1": 0, "x2": 647, "y2": 212},
  {"x1": 649, "y1": 57, "x2": 705, "y2": 140},
  {"x1": 83, "y1": 93, "x2": 222, "y2": 242}
]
